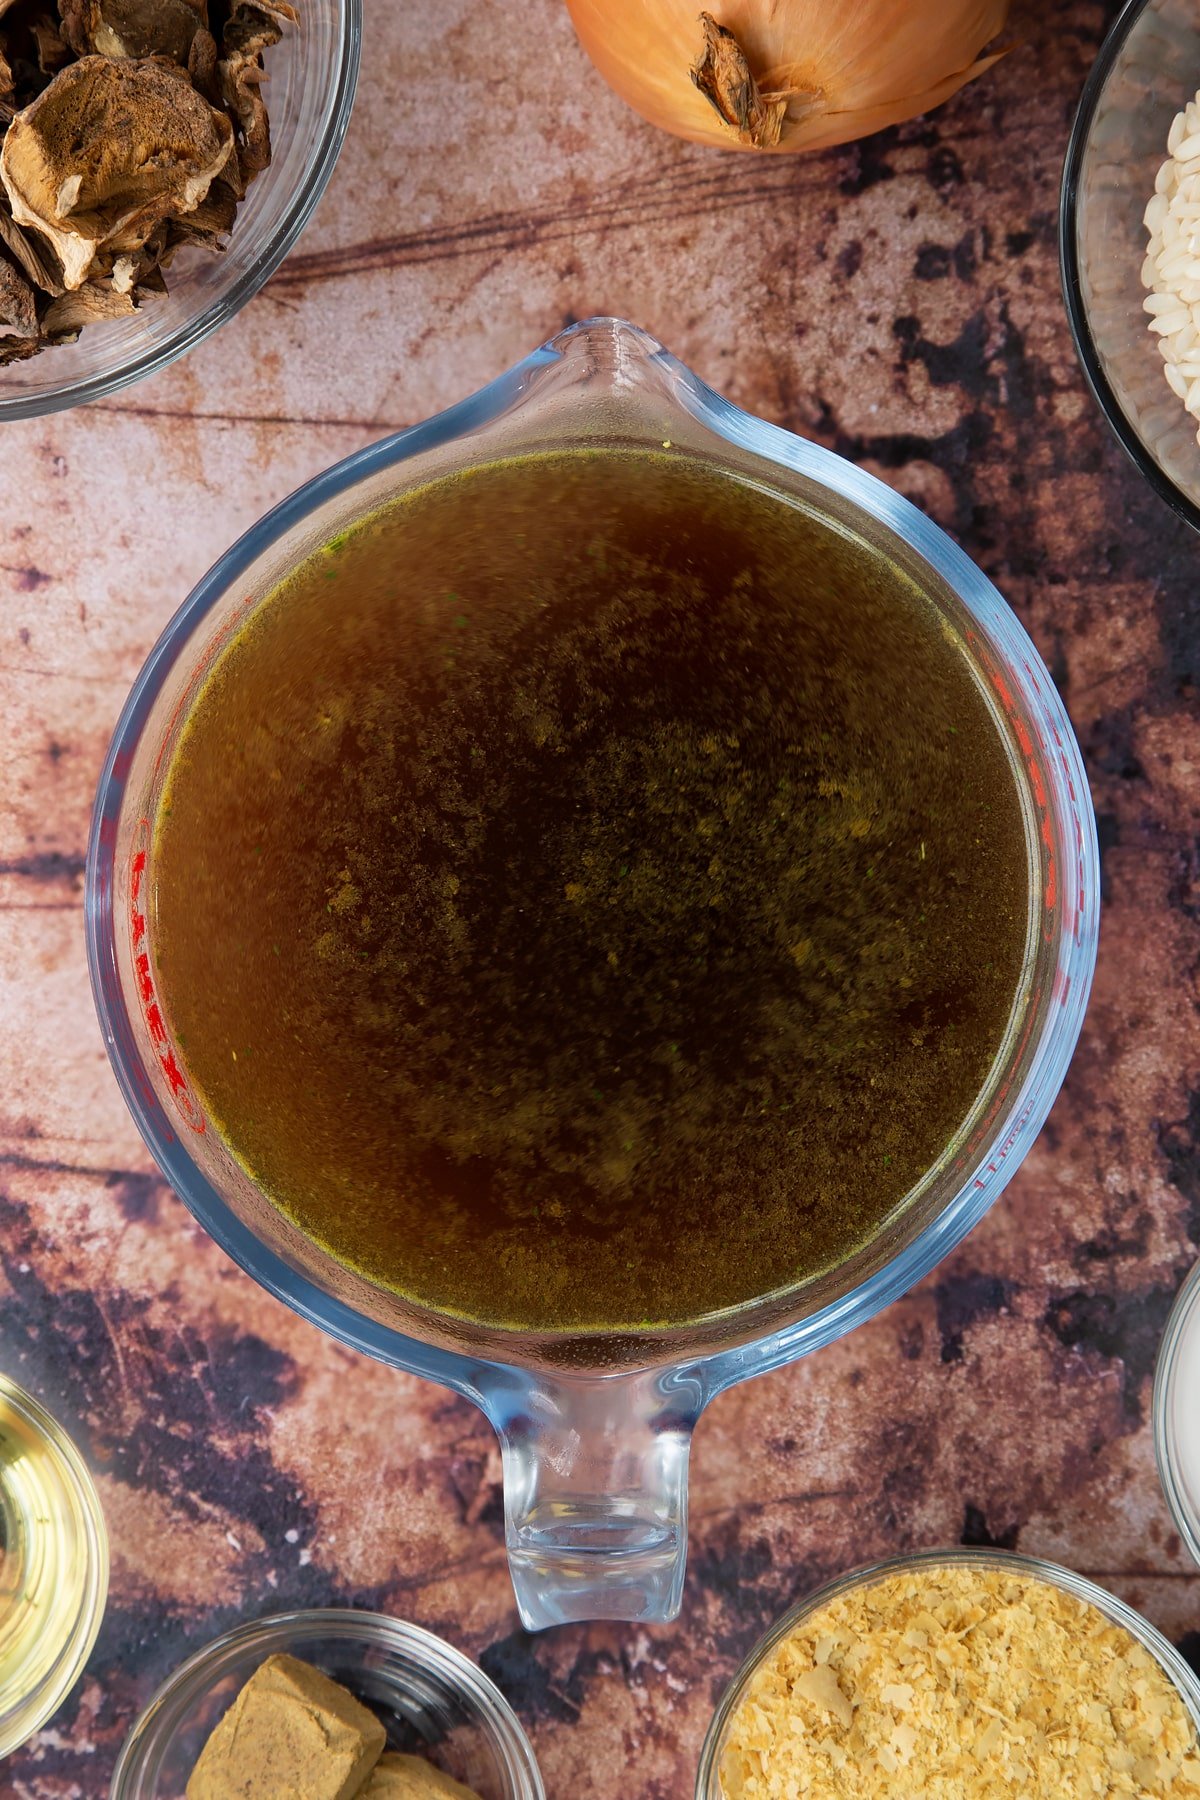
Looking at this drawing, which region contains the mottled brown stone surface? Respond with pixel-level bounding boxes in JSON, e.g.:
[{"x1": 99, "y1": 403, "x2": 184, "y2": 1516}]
[{"x1": 3, "y1": 1, "x2": 1200, "y2": 1794}]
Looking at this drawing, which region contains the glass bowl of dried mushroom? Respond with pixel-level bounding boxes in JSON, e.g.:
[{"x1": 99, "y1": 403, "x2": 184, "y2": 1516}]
[
  {"x1": 696, "y1": 1548, "x2": 1200, "y2": 1799},
  {"x1": 108, "y1": 1608, "x2": 545, "y2": 1800},
  {"x1": 0, "y1": 0, "x2": 360, "y2": 417},
  {"x1": 1061, "y1": 0, "x2": 1200, "y2": 530}
]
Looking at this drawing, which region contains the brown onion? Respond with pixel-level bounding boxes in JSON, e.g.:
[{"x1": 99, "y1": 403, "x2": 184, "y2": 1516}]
[{"x1": 563, "y1": 1, "x2": 1011, "y2": 153}]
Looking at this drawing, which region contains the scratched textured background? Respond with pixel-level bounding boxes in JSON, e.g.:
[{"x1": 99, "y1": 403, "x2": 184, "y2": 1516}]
[{"x1": 3, "y1": 0, "x2": 1200, "y2": 1794}]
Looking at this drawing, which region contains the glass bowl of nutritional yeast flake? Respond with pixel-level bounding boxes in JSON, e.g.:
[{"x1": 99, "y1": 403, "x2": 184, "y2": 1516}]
[
  {"x1": 0, "y1": 1372, "x2": 109, "y2": 1758},
  {"x1": 109, "y1": 1609, "x2": 546, "y2": 1800},
  {"x1": 695, "y1": 1548, "x2": 1200, "y2": 1799}
]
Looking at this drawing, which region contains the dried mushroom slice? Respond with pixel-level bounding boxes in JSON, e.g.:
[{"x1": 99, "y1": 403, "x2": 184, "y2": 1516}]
[
  {"x1": 42, "y1": 276, "x2": 135, "y2": 335},
  {"x1": 87, "y1": 215, "x2": 166, "y2": 286},
  {"x1": 217, "y1": 50, "x2": 266, "y2": 183},
  {"x1": 99, "y1": 0, "x2": 205, "y2": 60},
  {"x1": 220, "y1": 0, "x2": 294, "y2": 57},
  {"x1": 30, "y1": 13, "x2": 67, "y2": 69},
  {"x1": 0, "y1": 55, "x2": 233, "y2": 288},
  {"x1": 217, "y1": 0, "x2": 293, "y2": 183},
  {"x1": 163, "y1": 171, "x2": 234, "y2": 248},
  {"x1": 58, "y1": 0, "x2": 207, "y2": 64},
  {"x1": 0, "y1": 330, "x2": 38, "y2": 361},
  {"x1": 54, "y1": 0, "x2": 94, "y2": 55},
  {"x1": 187, "y1": 21, "x2": 216, "y2": 95},
  {"x1": 0, "y1": 191, "x2": 61, "y2": 289},
  {"x1": 0, "y1": 243, "x2": 36, "y2": 332}
]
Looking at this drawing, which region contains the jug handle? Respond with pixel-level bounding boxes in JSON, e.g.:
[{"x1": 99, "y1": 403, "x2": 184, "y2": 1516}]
[{"x1": 484, "y1": 1365, "x2": 702, "y2": 1631}]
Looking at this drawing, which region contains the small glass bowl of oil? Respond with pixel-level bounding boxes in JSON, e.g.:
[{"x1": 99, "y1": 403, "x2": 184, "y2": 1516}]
[{"x1": 0, "y1": 1372, "x2": 108, "y2": 1757}]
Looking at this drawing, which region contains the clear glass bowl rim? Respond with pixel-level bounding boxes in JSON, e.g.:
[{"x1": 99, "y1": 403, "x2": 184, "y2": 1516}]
[
  {"x1": 0, "y1": 0, "x2": 362, "y2": 420},
  {"x1": 1058, "y1": 0, "x2": 1200, "y2": 533},
  {"x1": 0, "y1": 1372, "x2": 110, "y2": 1759},
  {"x1": 1153, "y1": 1255, "x2": 1200, "y2": 1567},
  {"x1": 84, "y1": 315, "x2": 1100, "y2": 1394},
  {"x1": 694, "y1": 1545, "x2": 1200, "y2": 1797},
  {"x1": 107, "y1": 1606, "x2": 546, "y2": 1800}
]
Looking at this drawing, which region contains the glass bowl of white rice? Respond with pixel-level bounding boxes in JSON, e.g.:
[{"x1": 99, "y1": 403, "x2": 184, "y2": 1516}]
[{"x1": 1061, "y1": 0, "x2": 1200, "y2": 528}]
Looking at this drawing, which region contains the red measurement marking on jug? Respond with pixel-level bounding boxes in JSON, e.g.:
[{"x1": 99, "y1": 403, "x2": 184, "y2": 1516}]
[
  {"x1": 966, "y1": 632, "x2": 1064, "y2": 935},
  {"x1": 965, "y1": 996, "x2": 1042, "y2": 1192},
  {"x1": 153, "y1": 595, "x2": 256, "y2": 778},
  {"x1": 956, "y1": 640, "x2": 1090, "y2": 1192},
  {"x1": 130, "y1": 815, "x2": 206, "y2": 1135}
]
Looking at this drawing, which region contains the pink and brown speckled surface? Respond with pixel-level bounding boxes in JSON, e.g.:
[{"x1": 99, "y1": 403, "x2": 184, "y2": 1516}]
[{"x1": 3, "y1": 0, "x2": 1200, "y2": 1794}]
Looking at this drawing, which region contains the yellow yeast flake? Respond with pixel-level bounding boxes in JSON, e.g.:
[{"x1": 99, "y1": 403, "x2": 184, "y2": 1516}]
[{"x1": 717, "y1": 1565, "x2": 1200, "y2": 1800}]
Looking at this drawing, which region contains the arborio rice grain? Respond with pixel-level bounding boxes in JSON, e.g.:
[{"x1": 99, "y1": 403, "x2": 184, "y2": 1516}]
[
  {"x1": 1144, "y1": 92, "x2": 1200, "y2": 435},
  {"x1": 718, "y1": 1563, "x2": 1200, "y2": 1799}
]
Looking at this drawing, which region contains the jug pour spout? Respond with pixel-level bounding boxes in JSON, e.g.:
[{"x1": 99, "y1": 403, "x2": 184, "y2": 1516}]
[
  {"x1": 542, "y1": 315, "x2": 667, "y2": 378},
  {"x1": 487, "y1": 1364, "x2": 700, "y2": 1631}
]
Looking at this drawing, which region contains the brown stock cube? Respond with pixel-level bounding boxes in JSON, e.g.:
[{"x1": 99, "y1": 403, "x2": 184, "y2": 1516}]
[
  {"x1": 360, "y1": 1754, "x2": 482, "y2": 1799},
  {"x1": 185, "y1": 1652, "x2": 386, "y2": 1800}
]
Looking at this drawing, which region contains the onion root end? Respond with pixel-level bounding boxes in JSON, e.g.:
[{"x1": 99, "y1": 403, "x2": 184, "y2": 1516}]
[{"x1": 690, "y1": 11, "x2": 820, "y2": 149}]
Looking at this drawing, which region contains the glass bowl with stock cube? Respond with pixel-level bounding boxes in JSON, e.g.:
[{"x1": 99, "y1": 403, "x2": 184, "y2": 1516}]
[{"x1": 109, "y1": 1608, "x2": 545, "y2": 1800}]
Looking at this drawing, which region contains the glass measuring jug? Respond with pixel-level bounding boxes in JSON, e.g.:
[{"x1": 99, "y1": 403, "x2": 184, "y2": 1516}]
[{"x1": 86, "y1": 319, "x2": 1099, "y2": 1630}]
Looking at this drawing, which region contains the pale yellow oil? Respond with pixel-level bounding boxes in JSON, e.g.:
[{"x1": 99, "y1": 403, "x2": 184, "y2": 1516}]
[{"x1": 0, "y1": 1377, "x2": 107, "y2": 1754}]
